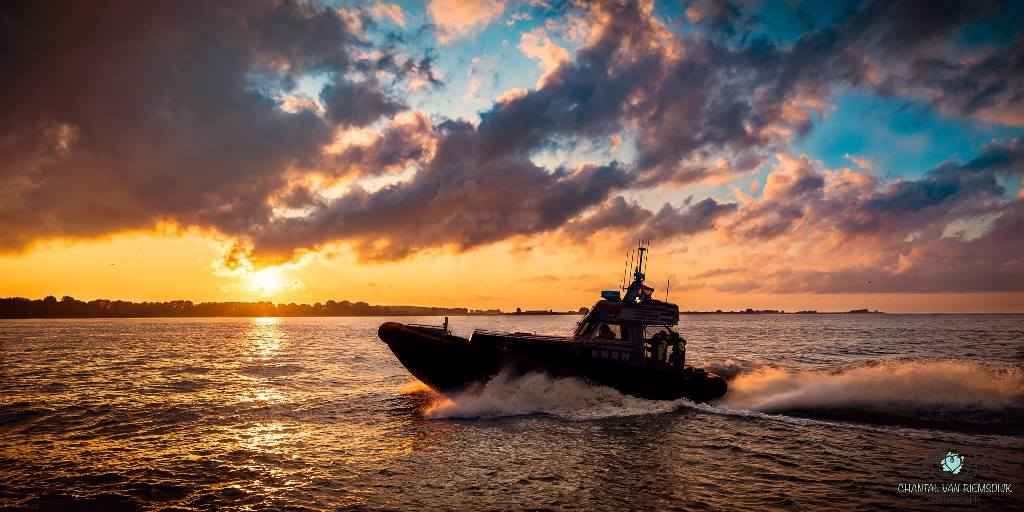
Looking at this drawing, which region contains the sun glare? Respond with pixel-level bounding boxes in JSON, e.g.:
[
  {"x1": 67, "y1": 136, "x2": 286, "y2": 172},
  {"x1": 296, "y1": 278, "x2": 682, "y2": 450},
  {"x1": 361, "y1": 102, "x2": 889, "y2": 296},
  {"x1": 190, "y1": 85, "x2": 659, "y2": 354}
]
[{"x1": 250, "y1": 267, "x2": 285, "y2": 297}]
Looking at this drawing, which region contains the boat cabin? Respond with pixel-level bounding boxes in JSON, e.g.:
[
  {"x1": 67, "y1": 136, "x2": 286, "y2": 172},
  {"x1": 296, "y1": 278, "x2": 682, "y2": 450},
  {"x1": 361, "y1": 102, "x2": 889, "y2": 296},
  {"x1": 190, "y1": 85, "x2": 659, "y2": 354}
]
[
  {"x1": 575, "y1": 296, "x2": 680, "y2": 342},
  {"x1": 572, "y1": 244, "x2": 687, "y2": 367}
]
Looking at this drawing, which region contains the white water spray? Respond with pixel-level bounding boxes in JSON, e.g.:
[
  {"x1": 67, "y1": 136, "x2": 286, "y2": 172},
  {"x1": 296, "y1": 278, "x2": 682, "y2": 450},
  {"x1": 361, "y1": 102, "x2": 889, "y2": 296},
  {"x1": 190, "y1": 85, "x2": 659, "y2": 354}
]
[
  {"x1": 417, "y1": 361, "x2": 1023, "y2": 423},
  {"x1": 424, "y1": 371, "x2": 688, "y2": 420},
  {"x1": 723, "y1": 361, "x2": 1024, "y2": 412}
]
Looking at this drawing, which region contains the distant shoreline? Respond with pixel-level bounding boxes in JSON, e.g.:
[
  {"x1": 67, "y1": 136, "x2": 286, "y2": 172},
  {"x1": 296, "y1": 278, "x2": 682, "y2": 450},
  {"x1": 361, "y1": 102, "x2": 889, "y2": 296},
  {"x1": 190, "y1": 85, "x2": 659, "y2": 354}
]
[
  {"x1": 0, "y1": 296, "x2": 908, "y2": 319},
  {"x1": 0, "y1": 296, "x2": 585, "y2": 320}
]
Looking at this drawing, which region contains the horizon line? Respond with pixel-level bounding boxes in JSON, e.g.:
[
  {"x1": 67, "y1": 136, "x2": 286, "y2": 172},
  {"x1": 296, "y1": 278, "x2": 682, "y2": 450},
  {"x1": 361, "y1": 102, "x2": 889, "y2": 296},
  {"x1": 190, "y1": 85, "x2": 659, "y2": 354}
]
[{"x1": 1, "y1": 295, "x2": 1022, "y2": 316}]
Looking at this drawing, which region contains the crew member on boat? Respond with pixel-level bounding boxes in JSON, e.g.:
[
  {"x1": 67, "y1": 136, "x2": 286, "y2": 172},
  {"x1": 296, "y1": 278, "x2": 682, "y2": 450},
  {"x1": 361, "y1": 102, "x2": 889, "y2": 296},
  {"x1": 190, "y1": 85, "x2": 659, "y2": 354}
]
[
  {"x1": 650, "y1": 330, "x2": 669, "y2": 363},
  {"x1": 669, "y1": 332, "x2": 686, "y2": 368}
]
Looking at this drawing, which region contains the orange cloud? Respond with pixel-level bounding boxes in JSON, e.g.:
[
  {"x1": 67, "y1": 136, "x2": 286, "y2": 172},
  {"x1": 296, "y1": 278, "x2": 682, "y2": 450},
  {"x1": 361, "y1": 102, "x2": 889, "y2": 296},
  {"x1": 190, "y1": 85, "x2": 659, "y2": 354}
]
[
  {"x1": 495, "y1": 87, "x2": 527, "y2": 104},
  {"x1": 519, "y1": 27, "x2": 569, "y2": 87},
  {"x1": 709, "y1": 146, "x2": 1024, "y2": 294},
  {"x1": 370, "y1": 2, "x2": 405, "y2": 26},
  {"x1": 427, "y1": 0, "x2": 505, "y2": 44}
]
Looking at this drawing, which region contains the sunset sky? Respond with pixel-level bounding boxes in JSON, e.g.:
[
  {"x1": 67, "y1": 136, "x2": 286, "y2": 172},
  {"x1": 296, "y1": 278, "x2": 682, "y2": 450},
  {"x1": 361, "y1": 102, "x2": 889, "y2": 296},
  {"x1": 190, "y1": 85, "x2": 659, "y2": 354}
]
[{"x1": 1, "y1": 0, "x2": 1023, "y2": 312}]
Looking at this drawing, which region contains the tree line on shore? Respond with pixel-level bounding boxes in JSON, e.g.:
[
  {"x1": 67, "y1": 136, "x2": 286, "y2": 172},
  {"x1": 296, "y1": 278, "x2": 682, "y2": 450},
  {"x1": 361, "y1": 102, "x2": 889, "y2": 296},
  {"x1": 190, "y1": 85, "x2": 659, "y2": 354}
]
[{"x1": 0, "y1": 296, "x2": 479, "y2": 318}]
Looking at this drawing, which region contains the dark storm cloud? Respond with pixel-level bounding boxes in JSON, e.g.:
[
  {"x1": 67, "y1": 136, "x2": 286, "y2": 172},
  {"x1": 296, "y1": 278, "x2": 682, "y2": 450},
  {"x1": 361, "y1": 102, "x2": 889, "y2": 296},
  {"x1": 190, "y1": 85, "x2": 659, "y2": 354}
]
[
  {"x1": 645, "y1": 198, "x2": 738, "y2": 238},
  {"x1": 0, "y1": 0, "x2": 406, "y2": 251},
  {"x1": 322, "y1": 111, "x2": 435, "y2": 179},
  {"x1": 275, "y1": 185, "x2": 325, "y2": 211},
  {"x1": 321, "y1": 80, "x2": 403, "y2": 127},
  {"x1": 250, "y1": 120, "x2": 631, "y2": 260},
  {"x1": 563, "y1": 197, "x2": 654, "y2": 239},
  {"x1": 563, "y1": 195, "x2": 736, "y2": 245}
]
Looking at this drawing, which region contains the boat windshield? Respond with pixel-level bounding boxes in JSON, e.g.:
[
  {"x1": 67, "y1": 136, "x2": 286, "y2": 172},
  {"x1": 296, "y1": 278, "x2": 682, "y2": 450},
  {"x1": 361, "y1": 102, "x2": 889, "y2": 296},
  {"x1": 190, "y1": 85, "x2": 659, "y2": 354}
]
[
  {"x1": 578, "y1": 321, "x2": 624, "y2": 341},
  {"x1": 596, "y1": 323, "x2": 623, "y2": 341}
]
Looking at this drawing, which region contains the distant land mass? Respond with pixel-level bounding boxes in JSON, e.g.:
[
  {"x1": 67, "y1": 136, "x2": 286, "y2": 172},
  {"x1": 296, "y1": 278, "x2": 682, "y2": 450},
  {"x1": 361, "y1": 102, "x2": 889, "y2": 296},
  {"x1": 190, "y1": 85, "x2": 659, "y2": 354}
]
[
  {"x1": 0, "y1": 296, "x2": 581, "y2": 319},
  {"x1": 0, "y1": 296, "x2": 882, "y2": 319}
]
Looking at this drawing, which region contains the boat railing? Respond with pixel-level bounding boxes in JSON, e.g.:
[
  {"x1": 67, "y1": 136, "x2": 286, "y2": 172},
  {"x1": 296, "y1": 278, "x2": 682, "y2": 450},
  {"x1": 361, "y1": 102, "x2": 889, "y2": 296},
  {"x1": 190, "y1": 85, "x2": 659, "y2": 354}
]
[
  {"x1": 472, "y1": 329, "x2": 570, "y2": 343},
  {"x1": 472, "y1": 329, "x2": 643, "y2": 345},
  {"x1": 406, "y1": 323, "x2": 443, "y2": 329},
  {"x1": 407, "y1": 316, "x2": 450, "y2": 335}
]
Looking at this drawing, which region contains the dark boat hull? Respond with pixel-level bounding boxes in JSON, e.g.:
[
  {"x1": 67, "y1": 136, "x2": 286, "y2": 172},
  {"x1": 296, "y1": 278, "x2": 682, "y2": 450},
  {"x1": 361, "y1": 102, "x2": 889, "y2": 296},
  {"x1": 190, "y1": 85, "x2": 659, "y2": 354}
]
[{"x1": 378, "y1": 322, "x2": 727, "y2": 402}]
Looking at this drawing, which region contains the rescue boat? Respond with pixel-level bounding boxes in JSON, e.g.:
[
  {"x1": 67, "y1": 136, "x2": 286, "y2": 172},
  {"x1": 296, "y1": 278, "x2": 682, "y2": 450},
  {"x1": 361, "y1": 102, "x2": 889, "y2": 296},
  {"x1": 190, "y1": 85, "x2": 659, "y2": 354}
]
[{"x1": 378, "y1": 244, "x2": 727, "y2": 402}]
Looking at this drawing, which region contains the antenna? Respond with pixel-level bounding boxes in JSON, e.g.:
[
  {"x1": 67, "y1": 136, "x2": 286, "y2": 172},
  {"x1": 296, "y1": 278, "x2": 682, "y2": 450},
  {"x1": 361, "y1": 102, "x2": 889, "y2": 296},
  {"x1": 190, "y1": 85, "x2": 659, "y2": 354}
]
[
  {"x1": 666, "y1": 276, "x2": 670, "y2": 302},
  {"x1": 622, "y1": 247, "x2": 630, "y2": 288},
  {"x1": 638, "y1": 239, "x2": 647, "y2": 276},
  {"x1": 638, "y1": 242, "x2": 647, "y2": 276},
  {"x1": 618, "y1": 249, "x2": 626, "y2": 290},
  {"x1": 636, "y1": 238, "x2": 648, "y2": 275},
  {"x1": 621, "y1": 249, "x2": 629, "y2": 290},
  {"x1": 635, "y1": 238, "x2": 639, "y2": 272}
]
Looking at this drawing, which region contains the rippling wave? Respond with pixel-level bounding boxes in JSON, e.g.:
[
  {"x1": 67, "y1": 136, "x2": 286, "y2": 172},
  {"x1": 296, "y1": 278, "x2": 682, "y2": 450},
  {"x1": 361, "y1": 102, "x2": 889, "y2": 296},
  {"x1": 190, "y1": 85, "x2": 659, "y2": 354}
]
[{"x1": 2, "y1": 315, "x2": 1022, "y2": 510}]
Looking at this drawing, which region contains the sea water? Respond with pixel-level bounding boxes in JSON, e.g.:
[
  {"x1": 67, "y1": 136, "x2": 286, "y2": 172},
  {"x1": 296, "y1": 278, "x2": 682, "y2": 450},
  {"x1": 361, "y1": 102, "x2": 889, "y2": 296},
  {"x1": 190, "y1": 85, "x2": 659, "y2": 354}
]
[{"x1": 0, "y1": 315, "x2": 1021, "y2": 510}]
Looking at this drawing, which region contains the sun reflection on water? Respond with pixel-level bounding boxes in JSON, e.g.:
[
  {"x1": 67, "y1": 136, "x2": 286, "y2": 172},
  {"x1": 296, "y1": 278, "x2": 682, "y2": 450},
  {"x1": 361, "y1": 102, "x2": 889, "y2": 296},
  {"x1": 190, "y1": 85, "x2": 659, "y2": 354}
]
[
  {"x1": 248, "y1": 317, "x2": 285, "y2": 358},
  {"x1": 238, "y1": 421, "x2": 301, "y2": 452},
  {"x1": 239, "y1": 317, "x2": 288, "y2": 403}
]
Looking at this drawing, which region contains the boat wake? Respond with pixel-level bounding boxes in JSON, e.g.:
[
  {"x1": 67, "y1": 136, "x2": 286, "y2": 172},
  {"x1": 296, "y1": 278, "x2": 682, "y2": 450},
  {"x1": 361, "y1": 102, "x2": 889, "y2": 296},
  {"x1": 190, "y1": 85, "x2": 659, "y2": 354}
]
[
  {"x1": 419, "y1": 372, "x2": 830, "y2": 426},
  {"x1": 423, "y1": 370, "x2": 688, "y2": 421},
  {"x1": 723, "y1": 361, "x2": 1023, "y2": 412},
  {"x1": 719, "y1": 361, "x2": 1024, "y2": 432},
  {"x1": 419, "y1": 361, "x2": 1024, "y2": 432}
]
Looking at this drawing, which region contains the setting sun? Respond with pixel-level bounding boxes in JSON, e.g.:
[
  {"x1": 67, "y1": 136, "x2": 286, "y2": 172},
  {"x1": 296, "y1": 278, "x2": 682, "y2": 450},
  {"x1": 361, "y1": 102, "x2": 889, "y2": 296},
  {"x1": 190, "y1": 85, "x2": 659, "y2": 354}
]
[{"x1": 250, "y1": 267, "x2": 285, "y2": 297}]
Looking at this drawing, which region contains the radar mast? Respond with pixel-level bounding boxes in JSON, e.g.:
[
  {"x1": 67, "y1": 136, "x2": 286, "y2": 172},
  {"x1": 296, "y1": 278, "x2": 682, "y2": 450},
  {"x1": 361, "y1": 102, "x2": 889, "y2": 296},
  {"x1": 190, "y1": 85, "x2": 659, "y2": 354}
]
[{"x1": 622, "y1": 239, "x2": 649, "y2": 303}]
